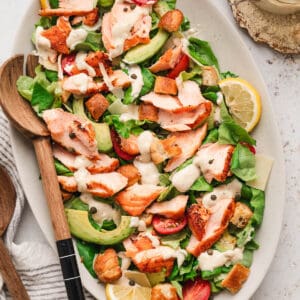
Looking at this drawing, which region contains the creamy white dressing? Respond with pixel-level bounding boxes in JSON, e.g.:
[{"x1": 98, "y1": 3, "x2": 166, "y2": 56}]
[
  {"x1": 216, "y1": 92, "x2": 224, "y2": 106},
  {"x1": 133, "y1": 160, "x2": 160, "y2": 185},
  {"x1": 129, "y1": 217, "x2": 147, "y2": 231},
  {"x1": 75, "y1": 52, "x2": 96, "y2": 77},
  {"x1": 109, "y1": 1, "x2": 151, "y2": 58},
  {"x1": 57, "y1": 54, "x2": 63, "y2": 80},
  {"x1": 118, "y1": 252, "x2": 132, "y2": 271},
  {"x1": 161, "y1": 285, "x2": 173, "y2": 299},
  {"x1": 171, "y1": 164, "x2": 201, "y2": 192},
  {"x1": 66, "y1": 28, "x2": 88, "y2": 50},
  {"x1": 119, "y1": 105, "x2": 139, "y2": 122},
  {"x1": 128, "y1": 65, "x2": 144, "y2": 99},
  {"x1": 143, "y1": 232, "x2": 160, "y2": 248},
  {"x1": 81, "y1": 18, "x2": 102, "y2": 32},
  {"x1": 35, "y1": 26, "x2": 58, "y2": 71},
  {"x1": 214, "y1": 106, "x2": 222, "y2": 124},
  {"x1": 64, "y1": 73, "x2": 92, "y2": 93},
  {"x1": 198, "y1": 248, "x2": 243, "y2": 271},
  {"x1": 201, "y1": 179, "x2": 242, "y2": 208},
  {"x1": 80, "y1": 193, "x2": 121, "y2": 225},
  {"x1": 74, "y1": 168, "x2": 90, "y2": 192},
  {"x1": 137, "y1": 131, "x2": 154, "y2": 162},
  {"x1": 74, "y1": 155, "x2": 92, "y2": 169}
]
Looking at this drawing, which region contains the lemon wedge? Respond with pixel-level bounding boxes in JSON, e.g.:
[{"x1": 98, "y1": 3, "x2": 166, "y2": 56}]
[
  {"x1": 219, "y1": 77, "x2": 262, "y2": 132},
  {"x1": 40, "y1": 0, "x2": 49, "y2": 9},
  {"x1": 106, "y1": 284, "x2": 152, "y2": 300}
]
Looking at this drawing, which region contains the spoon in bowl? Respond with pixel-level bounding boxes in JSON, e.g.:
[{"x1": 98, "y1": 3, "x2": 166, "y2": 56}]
[
  {"x1": 0, "y1": 165, "x2": 29, "y2": 300},
  {"x1": 0, "y1": 54, "x2": 85, "y2": 300}
]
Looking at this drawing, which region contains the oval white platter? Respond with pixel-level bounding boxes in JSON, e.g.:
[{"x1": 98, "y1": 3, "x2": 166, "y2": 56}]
[{"x1": 9, "y1": 0, "x2": 285, "y2": 299}]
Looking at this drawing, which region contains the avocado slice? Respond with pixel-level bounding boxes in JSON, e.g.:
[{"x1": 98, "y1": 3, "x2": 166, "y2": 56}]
[
  {"x1": 72, "y1": 98, "x2": 113, "y2": 153},
  {"x1": 65, "y1": 209, "x2": 135, "y2": 245},
  {"x1": 123, "y1": 29, "x2": 169, "y2": 65}
]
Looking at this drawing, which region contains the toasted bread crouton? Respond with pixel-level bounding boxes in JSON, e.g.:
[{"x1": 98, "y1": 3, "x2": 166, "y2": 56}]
[
  {"x1": 94, "y1": 249, "x2": 122, "y2": 283},
  {"x1": 41, "y1": 17, "x2": 71, "y2": 54},
  {"x1": 154, "y1": 76, "x2": 178, "y2": 95},
  {"x1": 139, "y1": 103, "x2": 159, "y2": 122},
  {"x1": 150, "y1": 136, "x2": 182, "y2": 164},
  {"x1": 230, "y1": 202, "x2": 253, "y2": 228},
  {"x1": 221, "y1": 264, "x2": 250, "y2": 294},
  {"x1": 83, "y1": 8, "x2": 99, "y2": 26},
  {"x1": 187, "y1": 203, "x2": 210, "y2": 241},
  {"x1": 202, "y1": 66, "x2": 219, "y2": 86},
  {"x1": 117, "y1": 164, "x2": 141, "y2": 186},
  {"x1": 85, "y1": 94, "x2": 109, "y2": 120},
  {"x1": 151, "y1": 283, "x2": 179, "y2": 300},
  {"x1": 158, "y1": 9, "x2": 184, "y2": 33}
]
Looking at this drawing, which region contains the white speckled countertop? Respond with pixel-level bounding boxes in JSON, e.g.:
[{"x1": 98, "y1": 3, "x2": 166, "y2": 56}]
[{"x1": 0, "y1": 1, "x2": 299, "y2": 299}]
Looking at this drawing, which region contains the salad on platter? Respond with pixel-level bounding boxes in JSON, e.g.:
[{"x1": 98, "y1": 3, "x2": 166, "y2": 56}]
[{"x1": 16, "y1": 0, "x2": 274, "y2": 299}]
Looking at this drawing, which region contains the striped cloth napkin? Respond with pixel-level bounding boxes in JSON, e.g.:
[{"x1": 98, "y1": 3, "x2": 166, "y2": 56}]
[{"x1": 0, "y1": 108, "x2": 95, "y2": 300}]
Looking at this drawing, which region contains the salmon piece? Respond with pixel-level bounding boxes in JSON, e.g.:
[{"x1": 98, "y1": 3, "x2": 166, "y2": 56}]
[
  {"x1": 43, "y1": 109, "x2": 99, "y2": 160},
  {"x1": 158, "y1": 101, "x2": 212, "y2": 131},
  {"x1": 61, "y1": 190, "x2": 73, "y2": 201},
  {"x1": 150, "y1": 136, "x2": 182, "y2": 164},
  {"x1": 158, "y1": 9, "x2": 184, "y2": 33},
  {"x1": 139, "y1": 103, "x2": 159, "y2": 122},
  {"x1": 115, "y1": 184, "x2": 166, "y2": 216},
  {"x1": 117, "y1": 164, "x2": 141, "y2": 186},
  {"x1": 85, "y1": 51, "x2": 112, "y2": 77},
  {"x1": 164, "y1": 124, "x2": 208, "y2": 172},
  {"x1": 194, "y1": 143, "x2": 235, "y2": 183},
  {"x1": 186, "y1": 198, "x2": 235, "y2": 256},
  {"x1": 40, "y1": 0, "x2": 95, "y2": 16},
  {"x1": 132, "y1": 246, "x2": 175, "y2": 275},
  {"x1": 154, "y1": 76, "x2": 178, "y2": 95},
  {"x1": 120, "y1": 134, "x2": 140, "y2": 156},
  {"x1": 53, "y1": 144, "x2": 119, "y2": 174},
  {"x1": 146, "y1": 195, "x2": 188, "y2": 219},
  {"x1": 41, "y1": 17, "x2": 71, "y2": 54},
  {"x1": 151, "y1": 283, "x2": 179, "y2": 300},
  {"x1": 149, "y1": 41, "x2": 182, "y2": 73},
  {"x1": 140, "y1": 92, "x2": 182, "y2": 111},
  {"x1": 83, "y1": 8, "x2": 99, "y2": 26},
  {"x1": 177, "y1": 80, "x2": 205, "y2": 108},
  {"x1": 94, "y1": 249, "x2": 122, "y2": 283},
  {"x1": 85, "y1": 94, "x2": 109, "y2": 121},
  {"x1": 109, "y1": 70, "x2": 131, "y2": 89},
  {"x1": 187, "y1": 203, "x2": 210, "y2": 241},
  {"x1": 58, "y1": 176, "x2": 77, "y2": 192},
  {"x1": 62, "y1": 73, "x2": 107, "y2": 95}
]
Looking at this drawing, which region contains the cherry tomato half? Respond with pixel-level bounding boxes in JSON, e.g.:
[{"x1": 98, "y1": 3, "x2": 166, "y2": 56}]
[
  {"x1": 110, "y1": 128, "x2": 136, "y2": 161},
  {"x1": 167, "y1": 54, "x2": 190, "y2": 79},
  {"x1": 61, "y1": 53, "x2": 76, "y2": 76},
  {"x1": 152, "y1": 215, "x2": 187, "y2": 235},
  {"x1": 183, "y1": 278, "x2": 211, "y2": 300}
]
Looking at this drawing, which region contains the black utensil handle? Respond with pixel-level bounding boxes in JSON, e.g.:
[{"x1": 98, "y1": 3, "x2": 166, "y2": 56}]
[{"x1": 57, "y1": 238, "x2": 85, "y2": 300}]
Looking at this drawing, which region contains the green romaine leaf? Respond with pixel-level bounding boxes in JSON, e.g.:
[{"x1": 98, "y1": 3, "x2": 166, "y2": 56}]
[
  {"x1": 75, "y1": 32, "x2": 103, "y2": 52},
  {"x1": 140, "y1": 67, "x2": 155, "y2": 96},
  {"x1": 101, "y1": 220, "x2": 117, "y2": 231},
  {"x1": 76, "y1": 240, "x2": 99, "y2": 278},
  {"x1": 220, "y1": 100, "x2": 234, "y2": 123},
  {"x1": 180, "y1": 16, "x2": 190, "y2": 32},
  {"x1": 190, "y1": 176, "x2": 213, "y2": 192},
  {"x1": 45, "y1": 70, "x2": 58, "y2": 82},
  {"x1": 188, "y1": 37, "x2": 219, "y2": 71},
  {"x1": 250, "y1": 188, "x2": 265, "y2": 227},
  {"x1": 236, "y1": 222, "x2": 255, "y2": 247},
  {"x1": 49, "y1": 0, "x2": 59, "y2": 8},
  {"x1": 171, "y1": 281, "x2": 183, "y2": 299},
  {"x1": 218, "y1": 122, "x2": 256, "y2": 146},
  {"x1": 160, "y1": 231, "x2": 187, "y2": 249},
  {"x1": 35, "y1": 17, "x2": 53, "y2": 29},
  {"x1": 239, "y1": 249, "x2": 253, "y2": 268},
  {"x1": 54, "y1": 159, "x2": 73, "y2": 177},
  {"x1": 16, "y1": 76, "x2": 34, "y2": 101},
  {"x1": 98, "y1": 0, "x2": 114, "y2": 7},
  {"x1": 230, "y1": 143, "x2": 256, "y2": 181},
  {"x1": 203, "y1": 128, "x2": 219, "y2": 144},
  {"x1": 220, "y1": 71, "x2": 238, "y2": 80},
  {"x1": 31, "y1": 82, "x2": 54, "y2": 113},
  {"x1": 65, "y1": 197, "x2": 89, "y2": 211},
  {"x1": 203, "y1": 92, "x2": 218, "y2": 103},
  {"x1": 165, "y1": 0, "x2": 177, "y2": 9}
]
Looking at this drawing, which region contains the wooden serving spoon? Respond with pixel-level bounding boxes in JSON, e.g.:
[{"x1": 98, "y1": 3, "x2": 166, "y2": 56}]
[
  {"x1": 0, "y1": 165, "x2": 30, "y2": 300},
  {"x1": 0, "y1": 55, "x2": 85, "y2": 300}
]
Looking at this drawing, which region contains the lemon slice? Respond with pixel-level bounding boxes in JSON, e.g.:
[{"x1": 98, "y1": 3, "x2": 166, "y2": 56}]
[
  {"x1": 219, "y1": 77, "x2": 262, "y2": 132},
  {"x1": 106, "y1": 284, "x2": 152, "y2": 300},
  {"x1": 40, "y1": 0, "x2": 49, "y2": 9}
]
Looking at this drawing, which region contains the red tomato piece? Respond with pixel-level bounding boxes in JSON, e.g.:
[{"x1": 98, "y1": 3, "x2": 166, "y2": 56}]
[
  {"x1": 131, "y1": 0, "x2": 158, "y2": 5},
  {"x1": 183, "y1": 278, "x2": 211, "y2": 300},
  {"x1": 152, "y1": 215, "x2": 187, "y2": 235},
  {"x1": 240, "y1": 142, "x2": 256, "y2": 154},
  {"x1": 61, "y1": 53, "x2": 76, "y2": 76},
  {"x1": 110, "y1": 129, "x2": 136, "y2": 161},
  {"x1": 167, "y1": 54, "x2": 190, "y2": 79}
]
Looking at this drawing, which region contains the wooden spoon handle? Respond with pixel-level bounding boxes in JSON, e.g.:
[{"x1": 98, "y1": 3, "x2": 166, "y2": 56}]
[
  {"x1": 0, "y1": 238, "x2": 30, "y2": 300},
  {"x1": 32, "y1": 137, "x2": 85, "y2": 299}
]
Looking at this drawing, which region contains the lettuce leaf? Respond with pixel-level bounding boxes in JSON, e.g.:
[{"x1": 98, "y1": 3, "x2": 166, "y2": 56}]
[
  {"x1": 31, "y1": 83, "x2": 54, "y2": 113},
  {"x1": 190, "y1": 176, "x2": 213, "y2": 192},
  {"x1": 250, "y1": 188, "x2": 265, "y2": 227},
  {"x1": 75, "y1": 32, "x2": 103, "y2": 52},
  {"x1": 54, "y1": 159, "x2": 73, "y2": 177}
]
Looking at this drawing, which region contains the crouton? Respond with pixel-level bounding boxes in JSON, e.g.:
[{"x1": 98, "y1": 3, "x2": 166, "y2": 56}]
[
  {"x1": 151, "y1": 283, "x2": 179, "y2": 300},
  {"x1": 158, "y1": 9, "x2": 184, "y2": 33},
  {"x1": 139, "y1": 103, "x2": 159, "y2": 122},
  {"x1": 221, "y1": 264, "x2": 250, "y2": 294},
  {"x1": 230, "y1": 202, "x2": 253, "y2": 228},
  {"x1": 154, "y1": 76, "x2": 178, "y2": 95},
  {"x1": 202, "y1": 66, "x2": 219, "y2": 86},
  {"x1": 117, "y1": 164, "x2": 141, "y2": 186},
  {"x1": 94, "y1": 249, "x2": 122, "y2": 283},
  {"x1": 85, "y1": 93, "x2": 109, "y2": 120},
  {"x1": 83, "y1": 8, "x2": 99, "y2": 26}
]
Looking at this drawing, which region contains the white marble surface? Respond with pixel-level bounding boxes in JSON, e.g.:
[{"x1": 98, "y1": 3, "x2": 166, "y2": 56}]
[{"x1": 0, "y1": 1, "x2": 299, "y2": 299}]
